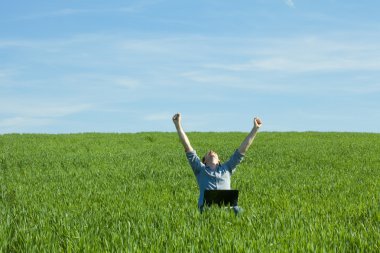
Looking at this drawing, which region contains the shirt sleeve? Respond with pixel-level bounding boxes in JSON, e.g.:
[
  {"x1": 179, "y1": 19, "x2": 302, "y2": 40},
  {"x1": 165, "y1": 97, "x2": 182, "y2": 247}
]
[
  {"x1": 223, "y1": 149, "x2": 245, "y2": 174},
  {"x1": 185, "y1": 150, "x2": 204, "y2": 175}
]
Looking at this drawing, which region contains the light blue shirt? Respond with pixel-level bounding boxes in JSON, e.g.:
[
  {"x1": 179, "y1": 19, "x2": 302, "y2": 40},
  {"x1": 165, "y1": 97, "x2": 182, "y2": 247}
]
[{"x1": 186, "y1": 149, "x2": 244, "y2": 207}]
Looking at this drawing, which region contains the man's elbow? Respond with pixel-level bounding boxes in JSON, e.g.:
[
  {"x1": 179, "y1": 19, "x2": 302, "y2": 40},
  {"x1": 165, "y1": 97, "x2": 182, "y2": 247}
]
[
  {"x1": 237, "y1": 148, "x2": 246, "y2": 155},
  {"x1": 185, "y1": 146, "x2": 193, "y2": 152}
]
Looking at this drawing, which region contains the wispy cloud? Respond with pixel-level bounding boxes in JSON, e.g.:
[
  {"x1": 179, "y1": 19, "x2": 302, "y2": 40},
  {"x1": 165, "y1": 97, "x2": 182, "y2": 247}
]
[
  {"x1": 180, "y1": 71, "x2": 240, "y2": 83},
  {"x1": 0, "y1": 101, "x2": 93, "y2": 132},
  {"x1": 143, "y1": 112, "x2": 173, "y2": 121},
  {"x1": 2, "y1": 32, "x2": 379, "y2": 98},
  {"x1": 53, "y1": 6, "x2": 138, "y2": 15},
  {"x1": 0, "y1": 34, "x2": 109, "y2": 49},
  {"x1": 0, "y1": 101, "x2": 92, "y2": 118},
  {"x1": 12, "y1": 7, "x2": 137, "y2": 21},
  {"x1": 114, "y1": 78, "x2": 141, "y2": 89},
  {"x1": 204, "y1": 36, "x2": 380, "y2": 73},
  {"x1": 60, "y1": 74, "x2": 143, "y2": 90},
  {"x1": 206, "y1": 57, "x2": 380, "y2": 72},
  {"x1": 0, "y1": 68, "x2": 15, "y2": 80},
  {"x1": 11, "y1": 0, "x2": 163, "y2": 21},
  {"x1": 284, "y1": 0, "x2": 295, "y2": 8},
  {"x1": 0, "y1": 117, "x2": 54, "y2": 128}
]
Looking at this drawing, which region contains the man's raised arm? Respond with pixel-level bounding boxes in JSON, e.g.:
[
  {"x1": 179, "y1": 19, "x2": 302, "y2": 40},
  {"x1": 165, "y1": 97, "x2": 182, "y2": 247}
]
[
  {"x1": 238, "y1": 117, "x2": 262, "y2": 155},
  {"x1": 172, "y1": 113, "x2": 193, "y2": 152}
]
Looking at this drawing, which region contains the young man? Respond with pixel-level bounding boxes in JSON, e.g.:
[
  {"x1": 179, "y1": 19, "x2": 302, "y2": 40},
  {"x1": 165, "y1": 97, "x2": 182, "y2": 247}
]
[{"x1": 172, "y1": 113, "x2": 262, "y2": 213}]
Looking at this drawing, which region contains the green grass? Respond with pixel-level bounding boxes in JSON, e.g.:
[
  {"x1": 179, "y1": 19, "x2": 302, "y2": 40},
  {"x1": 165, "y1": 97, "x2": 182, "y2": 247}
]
[{"x1": 0, "y1": 132, "x2": 379, "y2": 252}]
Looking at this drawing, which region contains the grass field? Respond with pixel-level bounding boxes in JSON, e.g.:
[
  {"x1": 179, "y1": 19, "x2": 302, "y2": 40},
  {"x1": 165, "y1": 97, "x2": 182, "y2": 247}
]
[{"x1": 0, "y1": 132, "x2": 379, "y2": 252}]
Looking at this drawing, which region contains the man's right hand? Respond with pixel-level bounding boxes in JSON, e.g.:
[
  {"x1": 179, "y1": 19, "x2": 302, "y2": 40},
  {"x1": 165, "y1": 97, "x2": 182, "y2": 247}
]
[
  {"x1": 172, "y1": 113, "x2": 181, "y2": 125},
  {"x1": 172, "y1": 113, "x2": 193, "y2": 152}
]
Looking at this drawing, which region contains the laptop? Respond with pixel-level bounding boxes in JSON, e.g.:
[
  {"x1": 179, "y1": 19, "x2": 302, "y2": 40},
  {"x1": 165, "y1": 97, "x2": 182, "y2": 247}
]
[{"x1": 203, "y1": 190, "x2": 239, "y2": 207}]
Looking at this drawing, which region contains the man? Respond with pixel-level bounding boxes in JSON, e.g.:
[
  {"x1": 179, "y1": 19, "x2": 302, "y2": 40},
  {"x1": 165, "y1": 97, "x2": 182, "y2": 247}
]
[{"x1": 172, "y1": 113, "x2": 262, "y2": 214}]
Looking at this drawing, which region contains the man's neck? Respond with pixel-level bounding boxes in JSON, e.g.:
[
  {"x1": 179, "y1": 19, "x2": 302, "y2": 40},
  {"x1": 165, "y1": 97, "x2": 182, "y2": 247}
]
[{"x1": 207, "y1": 163, "x2": 218, "y2": 170}]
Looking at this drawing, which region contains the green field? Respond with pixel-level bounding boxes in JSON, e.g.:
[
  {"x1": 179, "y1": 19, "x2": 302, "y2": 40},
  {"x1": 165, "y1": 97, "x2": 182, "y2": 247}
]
[{"x1": 0, "y1": 132, "x2": 379, "y2": 252}]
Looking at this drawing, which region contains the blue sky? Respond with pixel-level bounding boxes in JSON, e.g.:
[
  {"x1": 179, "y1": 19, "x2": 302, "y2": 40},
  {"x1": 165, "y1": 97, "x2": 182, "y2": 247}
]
[{"x1": 1, "y1": 0, "x2": 379, "y2": 133}]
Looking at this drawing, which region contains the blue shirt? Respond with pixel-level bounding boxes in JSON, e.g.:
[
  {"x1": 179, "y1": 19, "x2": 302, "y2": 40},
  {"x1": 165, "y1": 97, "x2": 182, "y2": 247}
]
[{"x1": 186, "y1": 149, "x2": 245, "y2": 207}]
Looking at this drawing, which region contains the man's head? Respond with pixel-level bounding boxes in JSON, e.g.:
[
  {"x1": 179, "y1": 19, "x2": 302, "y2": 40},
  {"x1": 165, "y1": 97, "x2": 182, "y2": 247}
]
[{"x1": 202, "y1": 150, "x2": 220, "y2": 167}]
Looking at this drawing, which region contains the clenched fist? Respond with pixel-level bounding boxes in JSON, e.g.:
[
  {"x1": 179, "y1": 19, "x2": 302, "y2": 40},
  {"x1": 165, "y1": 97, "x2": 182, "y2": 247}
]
[
  {"x1": 254, "y1": 117, "x2": 262, "y2": 129},
  {"x1": 172, "y1": 113, "x2": 181, "y2": 125}
]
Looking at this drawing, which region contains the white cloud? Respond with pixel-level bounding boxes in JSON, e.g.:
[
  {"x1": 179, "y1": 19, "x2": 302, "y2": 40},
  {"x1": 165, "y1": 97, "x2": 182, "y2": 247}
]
[
  {"x1": 0, "y1": 117, "x2": 54, "y2": 128},
  {"x1": 0, "y1": 34, "x2": 109, "y2": 49},
  {"x1": 48, "y1": 6, "x2": 139, "y2": 16},
  {"x1": 2, "y1": 33, "x2": 379, "y2": 99},
  {"x1": 0, "y1": 68, "x2": 14, "y2": 80},
  {"x1": 113, "y1": 78, "x2": 141, "y2": 89},
  {"x1": 284, "y1": 0, "x2": 295, "y2": 8},
  {"x1": 60, "y1": 73, "x2": 143, "y2": 89},
  {"x1": 10, "y1": 0, "x2": 162, "y2": 21},
  {"x1": 143, "y1": 112, "x2": 173, "y2": 121},
  {"x1": 207, "y1": 57, "x2": 380, "y2": 72},
  {"x1": 0, "y1": 101, "x2": 93, "y2": 132},
  {"x1": 0, "y1": 101, "x2": 92, "y2": 118},
  {"x1": 180, "y1": 71, "x2": 240, "y2": 83},
  {"x1": 204, "y1": 36, "x2": 380, "y2": 73},
  {"x1": 11, "y1": 6, "x2": 140, "y2": 21}
]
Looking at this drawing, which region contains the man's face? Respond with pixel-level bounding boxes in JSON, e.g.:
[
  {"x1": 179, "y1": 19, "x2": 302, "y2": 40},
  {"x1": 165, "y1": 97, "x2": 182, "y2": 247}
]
[{"x1": 203, "y1": 150, "x2": 219, "y2": 165}]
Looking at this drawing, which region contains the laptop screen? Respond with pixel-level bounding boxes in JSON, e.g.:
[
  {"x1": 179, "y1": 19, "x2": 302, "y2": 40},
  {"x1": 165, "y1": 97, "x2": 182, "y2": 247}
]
[{"x1": 203, "y1": 190, "x2": 239, "y2": 207}]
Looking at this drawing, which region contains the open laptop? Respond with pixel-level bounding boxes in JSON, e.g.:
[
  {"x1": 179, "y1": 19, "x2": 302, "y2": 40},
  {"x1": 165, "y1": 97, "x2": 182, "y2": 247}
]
[{"x1": 203, "y1": 190, "x2": 239, "y2": 207}]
